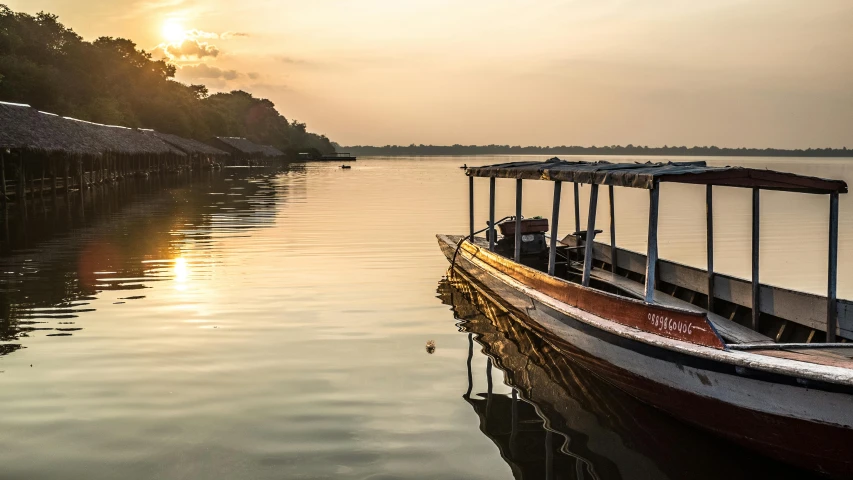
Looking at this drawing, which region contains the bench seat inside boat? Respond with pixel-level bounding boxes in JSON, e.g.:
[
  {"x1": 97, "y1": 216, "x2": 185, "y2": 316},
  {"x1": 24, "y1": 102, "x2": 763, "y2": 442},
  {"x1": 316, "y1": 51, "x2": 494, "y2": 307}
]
[{"x1": 588, "y1": 269, "x2": 774, "y2": 345}]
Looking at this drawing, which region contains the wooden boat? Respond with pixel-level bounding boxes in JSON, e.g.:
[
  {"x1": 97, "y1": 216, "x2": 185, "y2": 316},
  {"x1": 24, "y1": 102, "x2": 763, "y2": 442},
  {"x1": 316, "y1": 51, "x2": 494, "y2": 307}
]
[
  {"x1": 437, "y1": 159, "x2": 853, "y2": 476},
  {"x1": 438, "y1": 276, "x2": 817, "y2": 479}
]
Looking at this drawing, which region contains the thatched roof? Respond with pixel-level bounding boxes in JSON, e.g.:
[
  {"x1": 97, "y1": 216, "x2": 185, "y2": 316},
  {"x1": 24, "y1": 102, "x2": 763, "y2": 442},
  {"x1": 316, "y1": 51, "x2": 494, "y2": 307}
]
[
  {"x1": 0, "y1": 101, "x2": 185, "y2": 156},
  {"x1": 142, "y1": 130, "x2": 229, "y2": 157},
  {"x1": 212, "y1": 137, "x2": 283, "y2": 157},
  {"x1": 258, "y1": 144, "x2": 285, "y2": 157},
  {"x1": 0, "y1": 102, "x2": 95, "y2": 154}
]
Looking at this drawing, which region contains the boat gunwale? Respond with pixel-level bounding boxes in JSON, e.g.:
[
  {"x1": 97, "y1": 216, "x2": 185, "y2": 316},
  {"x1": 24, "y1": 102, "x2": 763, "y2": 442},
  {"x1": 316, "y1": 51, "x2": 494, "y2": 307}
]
[{"x1": 438, "y1": 233, "x2": 853, "y2": 387}]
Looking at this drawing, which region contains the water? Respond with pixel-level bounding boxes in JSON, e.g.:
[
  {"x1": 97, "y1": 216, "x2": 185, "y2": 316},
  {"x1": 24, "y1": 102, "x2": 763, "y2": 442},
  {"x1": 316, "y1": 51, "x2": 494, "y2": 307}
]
[{"x1": 0, "y1": 156, "x2": 849, "y2": 479}]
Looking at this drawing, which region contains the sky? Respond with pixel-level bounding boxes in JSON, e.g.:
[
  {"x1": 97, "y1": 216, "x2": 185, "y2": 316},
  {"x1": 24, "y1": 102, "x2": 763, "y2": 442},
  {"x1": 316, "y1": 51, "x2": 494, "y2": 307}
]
[{"x1": 7, "y1": 0, "x2": 853, "y2": 148}]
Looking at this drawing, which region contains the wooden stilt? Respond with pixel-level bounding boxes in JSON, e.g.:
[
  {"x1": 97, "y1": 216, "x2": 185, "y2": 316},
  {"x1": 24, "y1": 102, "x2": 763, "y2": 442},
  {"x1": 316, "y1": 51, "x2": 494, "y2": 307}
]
[
  {"x1": 79, "y1": 157, "x2": 85, "y2": 191},
  {"x1": 40, "y1": 160, "x2": 46, "y2": 199},
  {"x1": 582, "y1": 184, "x2": 599, "y2": 287},
  {"x1": 64, "y1": 158, "x2": 70, "y2": 193},
  {"x1": 0, "y1": 152, "x2": 7, "y2": 207},
  {"x1": 17, "y1": 153, "x2": 26, "y2": 209}
]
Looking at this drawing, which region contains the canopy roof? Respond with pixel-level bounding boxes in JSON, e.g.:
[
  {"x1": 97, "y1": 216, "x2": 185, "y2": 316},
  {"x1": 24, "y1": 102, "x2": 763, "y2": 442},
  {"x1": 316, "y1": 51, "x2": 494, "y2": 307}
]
[{"x1": 466, "y1": 159, "x2": 847, "y2": 194}]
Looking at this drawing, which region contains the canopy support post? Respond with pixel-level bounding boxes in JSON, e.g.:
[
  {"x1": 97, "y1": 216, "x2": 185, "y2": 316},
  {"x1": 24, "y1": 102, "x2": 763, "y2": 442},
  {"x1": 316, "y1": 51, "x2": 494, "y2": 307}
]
[
  {"x1": 573, "y1": 183, "x2": 580, "y2": 234},
  {"x1": 827, "y1": 192, "x2": 839, "y2": 342},
  {"x1": 514, "y1": 179, "x2": 522, "y2": 262},
  {"x1": 548, "y1": 181, "x2": 562, "y2": 276},
  {"x1": 706, "y1": 185, "x2": 715, "y2": 312},
  {"x1": 644, "y1": 184, "x2": 660, "y2": 303},
  {"x1": 468, "y1": 175, "x2": 474, "y2": 241},
  {"x1": 582, "y1": 184, "x2": 599, "y2": 287},
  {"x1": 752, "y1": 188, "x2": 761, "y2": 332},
  {"x1": 489, "y1": 177, "x2": 496, "y2": 251},
  {"x1": 609, "y1": 185, "x2": 617, "y2": 273}
]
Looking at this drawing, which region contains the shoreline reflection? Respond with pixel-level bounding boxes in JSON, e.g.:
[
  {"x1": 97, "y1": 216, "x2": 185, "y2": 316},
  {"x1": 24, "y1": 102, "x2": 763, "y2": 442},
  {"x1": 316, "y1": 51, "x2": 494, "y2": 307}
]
[{"x1": 0, "y1": 167, "x2": 300, "y2": 356}]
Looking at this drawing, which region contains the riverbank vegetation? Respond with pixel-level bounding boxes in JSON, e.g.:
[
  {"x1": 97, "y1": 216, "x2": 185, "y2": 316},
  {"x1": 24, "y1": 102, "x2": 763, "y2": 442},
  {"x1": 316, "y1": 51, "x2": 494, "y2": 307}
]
[
  {"x1": 0, "y1": 5, "x2": 335, "y2": 156},
  {"x1": 344, "y1": 144, "x2": 851, "y2": 157}
]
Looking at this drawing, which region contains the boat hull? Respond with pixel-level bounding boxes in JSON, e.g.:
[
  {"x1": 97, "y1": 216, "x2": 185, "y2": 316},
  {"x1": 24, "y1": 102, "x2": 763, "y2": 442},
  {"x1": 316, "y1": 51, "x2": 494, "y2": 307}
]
[{"x1": 438, "y1": 234, "x2": 853, "y2": 477}]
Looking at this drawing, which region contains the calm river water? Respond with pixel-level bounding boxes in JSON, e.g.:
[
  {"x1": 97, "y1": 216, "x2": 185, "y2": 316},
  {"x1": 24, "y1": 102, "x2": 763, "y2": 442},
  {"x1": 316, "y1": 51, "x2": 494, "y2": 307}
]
[{"x1": 1, "y1": 156, "x2": 850, "y2": 479}]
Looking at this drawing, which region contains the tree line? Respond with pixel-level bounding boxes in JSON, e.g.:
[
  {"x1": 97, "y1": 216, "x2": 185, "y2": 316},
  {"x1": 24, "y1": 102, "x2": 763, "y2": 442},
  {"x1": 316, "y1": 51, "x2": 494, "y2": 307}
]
[
  {"x1": 343, "y1": 144, "x2": 851, "y2": 157},
  {"x1": 0, "y1": 5, "x2": 335, "y2": 156}
]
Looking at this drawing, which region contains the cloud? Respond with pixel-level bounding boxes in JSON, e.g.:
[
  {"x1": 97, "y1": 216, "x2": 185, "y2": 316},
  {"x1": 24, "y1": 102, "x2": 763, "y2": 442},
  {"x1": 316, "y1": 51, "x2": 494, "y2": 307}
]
[
  {"x1": 164, "y1": 38, "x2": 220, "y2": 59},
  {"x1": 186, "y1": 29, "x2": 219, "y2": 39},
  {"x1": 179, "y1": 63, "x2": 239, "y2": 80},
  {"x1": 248, "y1": 72, "x2": 261, "y2": 80}
]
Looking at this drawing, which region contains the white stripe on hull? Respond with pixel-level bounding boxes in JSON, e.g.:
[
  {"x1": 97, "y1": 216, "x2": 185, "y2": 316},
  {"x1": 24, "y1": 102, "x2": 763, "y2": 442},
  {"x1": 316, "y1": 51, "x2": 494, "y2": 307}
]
[{"x1": 440, "y1": 235, "x2": 853, "y2": 429}]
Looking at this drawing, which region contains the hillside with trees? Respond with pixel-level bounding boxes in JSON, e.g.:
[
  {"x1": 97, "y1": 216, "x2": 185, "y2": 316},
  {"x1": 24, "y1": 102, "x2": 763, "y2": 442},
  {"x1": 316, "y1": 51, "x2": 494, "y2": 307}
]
[{"x1": 0, "y1": 5, "x2": 335, "y2": 156}]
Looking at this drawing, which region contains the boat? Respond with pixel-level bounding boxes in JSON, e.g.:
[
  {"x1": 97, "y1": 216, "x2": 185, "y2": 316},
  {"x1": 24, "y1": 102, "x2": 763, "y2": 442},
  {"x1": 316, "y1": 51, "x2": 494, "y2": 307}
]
[
  {"x1": 436, "y1": 159, "x2": 853, "y2": 477},
  {"x1": 340, "y1": 165, "x2": 352, "y2": 169},
  {"x1": 437, "y1": 276, "x2": 817, "y2": 479}
]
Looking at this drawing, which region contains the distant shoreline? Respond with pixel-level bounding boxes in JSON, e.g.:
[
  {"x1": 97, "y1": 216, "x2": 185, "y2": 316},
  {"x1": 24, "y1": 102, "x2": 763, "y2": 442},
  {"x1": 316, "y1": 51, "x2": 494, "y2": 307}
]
[{"x1": 341, "y1": 145, "x2": 852, "y2": 158}]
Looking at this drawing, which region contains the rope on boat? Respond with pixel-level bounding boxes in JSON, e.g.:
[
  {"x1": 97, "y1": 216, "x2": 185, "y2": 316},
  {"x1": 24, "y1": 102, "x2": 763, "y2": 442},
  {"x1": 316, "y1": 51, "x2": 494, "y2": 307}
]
[{"x1": 450, "y1": 216, "x2": 516, "y2": 277}]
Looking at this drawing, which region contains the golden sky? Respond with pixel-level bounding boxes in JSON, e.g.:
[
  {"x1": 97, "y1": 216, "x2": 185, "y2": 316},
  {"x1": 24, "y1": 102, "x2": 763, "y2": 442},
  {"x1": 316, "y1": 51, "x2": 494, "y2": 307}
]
[{"x1": 7, "y1": 0, "x2": 853, "y2": 148}]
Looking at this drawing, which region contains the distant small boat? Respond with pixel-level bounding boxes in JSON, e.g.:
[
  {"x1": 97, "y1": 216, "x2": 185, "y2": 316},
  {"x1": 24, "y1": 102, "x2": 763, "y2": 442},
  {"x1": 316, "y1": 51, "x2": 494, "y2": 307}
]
[{"x1": 340, "y1": 165, "x2": 352, "y2": 169}]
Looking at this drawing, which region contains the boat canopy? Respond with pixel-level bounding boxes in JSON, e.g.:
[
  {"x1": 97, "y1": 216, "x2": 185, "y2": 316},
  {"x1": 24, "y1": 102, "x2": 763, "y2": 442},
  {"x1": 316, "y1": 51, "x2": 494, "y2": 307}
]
[{"x1": 466, "y1": 159, "x2": 848, "y2": 195}]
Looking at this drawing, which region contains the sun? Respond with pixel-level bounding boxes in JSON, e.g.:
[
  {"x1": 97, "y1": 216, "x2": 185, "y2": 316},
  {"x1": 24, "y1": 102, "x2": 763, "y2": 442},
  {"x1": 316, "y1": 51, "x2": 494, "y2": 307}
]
[{"x1": 162, "y1": 20, "x2": 186, "y2": 44}]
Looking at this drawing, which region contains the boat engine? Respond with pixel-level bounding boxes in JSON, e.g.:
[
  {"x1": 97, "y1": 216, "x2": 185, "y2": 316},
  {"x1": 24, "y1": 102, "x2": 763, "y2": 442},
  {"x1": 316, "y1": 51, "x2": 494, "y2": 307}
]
[{"x1": 493, "y1": 218, "x2": 549, "y2": 256}]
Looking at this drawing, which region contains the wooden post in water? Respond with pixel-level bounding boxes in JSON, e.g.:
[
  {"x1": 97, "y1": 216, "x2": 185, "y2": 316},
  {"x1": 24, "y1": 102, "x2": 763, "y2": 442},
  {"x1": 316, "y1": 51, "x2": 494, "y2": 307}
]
[
  {"x1": 827, "y1": 192, "x2": 839, "y2": 342},
  {"x1": 548, "y1": 181, "x2": 562, "y2": 276},
  {"x1": 582, "y1": 184, "x2": 599, "y2": 287},
  {"x1": 0, "y1": 152, "x2": 6, "y2": 208},
  {"x1": 64, "y1": 158, "x2": 70, "y2": 193},
  {"x1": 468, "y1": 175, "x2": 474, "y2": 240},
  {"x1": 488, "y1": 177, "x2": 496, "y2": 252},
  {"x1": 79, "y1": 157, "x2": 85, "y2": 191},
  {"x1": 514, "y1": 179, "x2": 522, "y2": 262},
  {"x1": 706, "y1": 185, "x2": 715, "y2": 311},
  {"x1": 51, "y1": 157, "x2": 57, "y2": 197},
  {"x1": 40, "y1": 160, "x2": 46, "y2": 199},
  {"x1": 17, "y1": 153, "x2": 26, "y2": 210},
  {"x1": 751, "y1": 188, "x2": 761, "y2": 332},
  {"x1": 644, "y1": 184, "x2": 660, "y2": 303},
  {"x1": 609, "y1": 185, "x2": 617, "y2": 273}
]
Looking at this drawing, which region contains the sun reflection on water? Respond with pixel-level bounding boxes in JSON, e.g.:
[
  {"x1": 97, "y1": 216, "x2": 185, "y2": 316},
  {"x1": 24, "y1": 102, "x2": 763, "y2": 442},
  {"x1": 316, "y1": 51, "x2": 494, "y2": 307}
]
[{"x1": 173, "y1": 257, "x2": 189, "y2": 290}]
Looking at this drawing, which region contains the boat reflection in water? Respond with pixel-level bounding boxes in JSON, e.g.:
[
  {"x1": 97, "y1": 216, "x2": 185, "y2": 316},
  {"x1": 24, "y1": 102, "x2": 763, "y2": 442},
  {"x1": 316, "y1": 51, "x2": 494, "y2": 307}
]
[{"x1": 437, "y1": 274, "x2": 823, "y2": 480}]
